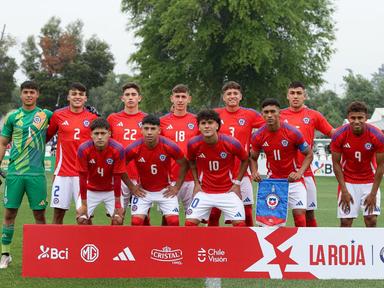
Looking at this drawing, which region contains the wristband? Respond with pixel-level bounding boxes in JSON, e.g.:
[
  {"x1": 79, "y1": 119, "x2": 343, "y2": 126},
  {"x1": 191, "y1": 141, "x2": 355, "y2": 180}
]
[{"x1": 233, "y1": 179, "x2": 241, "y2": 186}]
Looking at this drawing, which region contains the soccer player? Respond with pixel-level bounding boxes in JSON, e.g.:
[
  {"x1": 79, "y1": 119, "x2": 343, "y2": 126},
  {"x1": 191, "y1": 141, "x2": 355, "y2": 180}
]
[
  {"x1": 280, "y1": 81, "x2": 334, "y2": 227},
  {"x1": 185, "y1": 110, "x2": 248, "y2": 227},
  {"x1": 250, "y1": 98, "x2": 313, "y2": 227},
  {"x1": 107, "y1": 83, "x2": 147, "y2": 209},
  {"x1": 124, "y1": 115, "x2": 188, "y2": 226},
  {"x1": 160, "y1": 84, "x2": 199, "y2": 213},
  {"x1": 76, "y1": 118, "x2": 125, "y2": 225},
  {"x1": 331, "y1": 101, "x2": 384, "y2": 227},
  {"x1": 210, "y1": 81, "x2": 264, "y2": 226},
  {"x1": 0, "y1": 81, "x2": 52, "y2": 269},
  {"x1": 47, "y1": 82, "x2": 98, "y2": 224}
]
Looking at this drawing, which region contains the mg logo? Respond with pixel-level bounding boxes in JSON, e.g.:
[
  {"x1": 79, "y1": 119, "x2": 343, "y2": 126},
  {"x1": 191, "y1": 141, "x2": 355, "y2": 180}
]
[
  {"x1": 81, "y1": 244, "x2": 99, "y2": 263},
  {"x1": 37, "y1": 245, "x2": 69, "y2": 260}
]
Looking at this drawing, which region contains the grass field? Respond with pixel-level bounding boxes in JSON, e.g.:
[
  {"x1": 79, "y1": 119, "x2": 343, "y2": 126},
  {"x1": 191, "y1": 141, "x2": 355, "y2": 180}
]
[{"x1": 1, "y1": 174, "x2": 384, "y2": 287}]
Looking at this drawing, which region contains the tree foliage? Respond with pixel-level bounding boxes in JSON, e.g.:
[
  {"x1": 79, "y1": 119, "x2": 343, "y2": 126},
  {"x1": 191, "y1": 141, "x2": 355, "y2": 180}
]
[
  {"x1": 121, "y1": 0, "x2": 335, "y2": 112},
  {"x1": 21, "y1": 17, "x2": 115, "y2": 110}
]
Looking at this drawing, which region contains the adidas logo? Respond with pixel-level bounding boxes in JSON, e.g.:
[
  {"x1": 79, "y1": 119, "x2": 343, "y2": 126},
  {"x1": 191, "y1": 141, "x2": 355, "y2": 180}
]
[
  {"x1": 262, "y1": 142, "x2": 269, "y2": 147},
  {"x1": 244, "y1": 197, "x2": 251, "y2": 203},
  {"x1": 138, "y1": 157, "x2": 146, "y2": 163},
  {"x1": 89, "y1": 159, "x2": 96, "y2": 164},
  {"x1": 166, "y1": 124, "x2": 173, "y2": 130},
  {"x1": 198, "y1": 153, "x2": 206, "y2": 158},
  {"x1": 296, "y1": 201, "x2": 304, "y2": 206},
  {"x1": 234, "y1": 212, "x2": 242, "y2": 218},
  {"x1": 172, "y1": 208, "x2": 179, "y2": 213},
  {"x1": 117, "y1": 122, "x2": 123, "y2": 127},
  {"x1": 113, "y1": 247, "x2": 135, "y2": 261},
  {"x1": 375, "y1": 207, "x2": 381, "y2": 212},
  {"x1": 62, "y1": 120, "x2": 69, "y2": 126},
  {"x1": 309, "y1": 202, "x2": 316, "y2": 208},
  {"x1": 343, "y1": 143, "x2": 351, "y2": 148}
]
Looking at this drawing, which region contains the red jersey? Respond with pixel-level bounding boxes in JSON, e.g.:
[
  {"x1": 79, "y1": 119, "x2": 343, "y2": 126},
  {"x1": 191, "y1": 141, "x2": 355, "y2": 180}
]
[
  {"x1": 251, "y1": 123, "x2": 310, "y2": 179},
  {"x1": 125, "y1": 136, "x2": 184, "y2": 191},
  {"x1": 187, "y1": 134, "x2": 248, "y2": 194},
  {"x1": 160, "y1": 112, "x2": 199, "y2": 181},
  {"x1": 215, "y1": 107, "x2": 264, "y2": 177},
  {"x1": 280, "y1": 107, "x2": 333, "y2": 176},
  {"x1": 330, "y1": 123, "x2": 384, "y2": 184},
  {"x1": 47, "y1": 106, "x2": 98, "y2": 176},
  {"x1": 77, "y1": 139, "x2": 126, "y2": 191},
  {"x1": 107, "y1": 111, "x2": 147, "y2": 180}
]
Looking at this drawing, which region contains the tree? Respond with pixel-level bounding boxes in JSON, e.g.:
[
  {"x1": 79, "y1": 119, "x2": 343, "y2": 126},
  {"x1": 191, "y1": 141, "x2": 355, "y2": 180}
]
[
  {"x1": 121, "y1": 0, "x2": 335, "y2": 112},
  {"x1": 0, "y1": 32, "x2": 18, "y2": 115},
  {"x1": 21, "y1": 17, "x2": 114, "y2": 110}
]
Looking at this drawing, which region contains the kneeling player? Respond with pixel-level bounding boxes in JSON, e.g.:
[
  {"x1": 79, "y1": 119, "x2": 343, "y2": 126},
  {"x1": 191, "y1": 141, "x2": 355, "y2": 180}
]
[
  {"x1": 124, "y1": 115, "x2": 188, "y2": 226},
  {"x1": 185, "y1": 110, "x2": 247, "y2": 227},
  {"x1": 331, "y1": 101, "x2": 384, "y2": 227},
  {"x1": 76, "y1": 118, "x2": 125, "y2": 225}
]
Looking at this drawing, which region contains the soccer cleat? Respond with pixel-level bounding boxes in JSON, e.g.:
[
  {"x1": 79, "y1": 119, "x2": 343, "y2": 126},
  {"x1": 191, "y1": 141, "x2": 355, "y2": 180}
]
[{"x1": 0, "y1": 254, "x2": 12, "y2": 269}]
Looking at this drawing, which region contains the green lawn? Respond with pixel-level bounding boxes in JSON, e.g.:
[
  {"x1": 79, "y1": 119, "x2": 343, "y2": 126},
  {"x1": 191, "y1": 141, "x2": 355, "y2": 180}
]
[{"x1": 1, "y1": 175, "x2": 383, "y2": 287}]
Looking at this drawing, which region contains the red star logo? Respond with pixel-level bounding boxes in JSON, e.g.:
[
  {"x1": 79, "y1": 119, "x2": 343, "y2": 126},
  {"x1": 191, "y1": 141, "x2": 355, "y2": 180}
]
[{"x1": 268, "y1": 246, "x2": 297, "y2": 272}]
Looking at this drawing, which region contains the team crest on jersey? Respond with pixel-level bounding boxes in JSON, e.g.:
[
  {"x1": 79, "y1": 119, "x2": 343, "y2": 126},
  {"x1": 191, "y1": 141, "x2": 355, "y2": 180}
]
[
  {"x1": 302, "y1": 117, "x2": 310, "y2": 124},
  {"x1": 238, "y1": 118, "x2": 246, "y2": 126},
  {"x1": 283, "y1": 119, "x2": 289, "y2": 123},
  {"x1": 365, "y1": 142, "x2": 373, "y2": 150},
  {"x1": 138, "y1": 121, "x2": 143, "y2": 128},
  {"x1": 131, "y1": 205, "x2": 138, "y2": 212},
  {"x1": 266, "y1": 194, "x2": 279, "y2": 209},
  {"x1": 187, "y1": 123, "x2": 195, "y2": 130},
  {"x1": 106, "y1": 158, "x2": 114, "y2": 165},
  {"x1": 281, "y1": 140, "x2": 289, "y2": 147},
  {"x1": 220, "y1": 152, "x2": 227, "y2": 159},
  {"x1": 33, "y1": 115, "x2": 41, "y2": 124},
  {"x1": 83, "y1": 120, "x2": 90, "y2": 127},
  {"x1": 159, "y1": 154, "x2": 167, "y2": 161}
]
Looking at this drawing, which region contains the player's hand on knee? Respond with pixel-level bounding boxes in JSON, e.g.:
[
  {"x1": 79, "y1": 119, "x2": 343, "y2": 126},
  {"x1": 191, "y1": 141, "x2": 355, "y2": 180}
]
[
  {"x1": 132, "y1": 185, "x2": 146, "y2": 197},
  {"x1": 77, "y1": 214, "x2": 89, "y2": 225},
  {"x1": 251, "y1": 171, "x2": 262, "y2": 182},
  {"x1": 229, "y1": 184, "x2": 242, "y2": 199},
  {"x1": 192, "y1": 182, "x2": 202, "y2": 197},
  {"x1": 364, "y1": 193, "x2": 376, "y2": 215},
  {"x1": 339, "y1": 191, "x2": 353, "y2": 214},
  {"x1": 163, "y1": 185, "x2": 178, "y2": 198},
  {"x1": 288, "y1": 171, "x2": 302, "y2": 182},
  {"x1": 111, "y1": 208, "x2": 124, "y2": 225}
]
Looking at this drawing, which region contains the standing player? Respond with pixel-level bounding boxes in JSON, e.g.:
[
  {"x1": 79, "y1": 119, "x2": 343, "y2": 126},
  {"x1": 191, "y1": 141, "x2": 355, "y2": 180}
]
[
  {"x1": 210, "y1": 81, "x2": 264, "y2": 226},
  {"x1": 280, "y1": 81, "x2": 334, "y2": 227},
  {"x1": 186, "y1": 110, "x2": 248, "y2": 227},
  {"x1": 0, "y1": 81, "x2": 52, "y2": 269},
  {"x1": 124, "y1": 115, "x2": 188, "y2": 226},
  {"x1": 47, "y1": 82, "x2": 98, "y2": 224},
  {"x1": 331, "y1": 101, "x2": 384, "y2": 227},
  {"x1": 160, "y1": 84, "x2": 199, "y2": 213},
  {"x1": 250, "y1": 98, "x2": 313, "y2": 227},
  {"x1": 76, "y1": 118, "x2": 125, "y2": 225},
  {"x1": 107, "y1": 83, "x2": 147, "y2": 209}
]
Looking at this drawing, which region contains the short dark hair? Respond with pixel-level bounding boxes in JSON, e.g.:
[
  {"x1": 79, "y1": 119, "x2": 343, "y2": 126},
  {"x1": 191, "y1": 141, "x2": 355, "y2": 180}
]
[
  {"x1": 347, "y1": 101, "x2": 368, "y2": 115},
  {"x1": 288, "y1": 81, "x2": 306, "y2": 90},
  {"x1": 122, "y1": 82, "x2": 141, "y2": 95},
  {"x1": 261, "y1": 98, "x2": 281, "y2": 109},
  {"x1": 196, "y1": 109, "x2": 221, "y2": 131},
  {"x1": 20, "y1": 80, "x2": 39, "y2": 92},
  {"x1": 69, "y1": 82, "x2": 87, "y2": 92},
  {"x1": 172, "y1": 84, "x2": 189, "y2": 94},
  {"x1": 90, "y1": 118, "x2": 110, "y2": 131},
  {"x1": 142, "y1": 114, "x2": 160, "y2": 126},
  {"x1": 222, "y1": 81, "x2": 241, "y2": 94}
]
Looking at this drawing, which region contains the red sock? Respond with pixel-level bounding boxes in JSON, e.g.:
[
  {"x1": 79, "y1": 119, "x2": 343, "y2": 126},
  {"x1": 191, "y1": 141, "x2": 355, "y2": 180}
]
[
  {"x1": 233, "y1": 221, "x2": 246, "y2": 227},
  {"x1": 293, "y1": 214, "x2": 306, "y2": 227},
  {"x1": 161, "y1": 215, "x2": 168, "y2": 226},
  {"x1": 185, "y1": 220, "x2": 198, "y2": 226},
  {"x1": 143, "y1": 209, "x2": 151, "y2": 226},
  {"x1": 165, "y1": 215, "x2": 179, "y2": 226},
  {"x1": 306, "y1": 217, "x2": 317, "y2": 227},
  {"x1": 244, "y1": 205, "x2": 254, "y2": 226},
  {"x1": 131, "y1": 216, "x2": 144, "y2": 226},
  {"x1": 208, "y1": 208, "x2": 221, "y2": 226}
]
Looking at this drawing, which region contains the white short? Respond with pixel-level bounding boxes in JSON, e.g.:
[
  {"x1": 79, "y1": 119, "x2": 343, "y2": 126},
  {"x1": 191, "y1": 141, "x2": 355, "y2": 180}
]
[
  {"x1": 87, "y1": 190, "x2": 123, "y2": 217},
  {"x1": 304, "y1": 176, "x2": 317, "y2": 210},
  {"x1": 337, "y1": 183, "x2": 381, "y2": 218},
  {"x1": 131, "y1": 188, "x2": 179, "y2": 216},
  {"x1": 171, "y1": 181, "x2": 194, "y2": 210},
  {"x1": 288, "y1": 182, "x2": 307, "y2": 209},
  {"x1": 50, "y1": 176, "x2": 81, "y2": 210},
  {"x1": 186, "y1": 192, "x2": 245, "y2": 222},
  {"x1": 241, "y1": 176, "x2": 254, "y2": 205},
  {"x1": 121, "y1": 180, "x2": 138, "y2": 208}
]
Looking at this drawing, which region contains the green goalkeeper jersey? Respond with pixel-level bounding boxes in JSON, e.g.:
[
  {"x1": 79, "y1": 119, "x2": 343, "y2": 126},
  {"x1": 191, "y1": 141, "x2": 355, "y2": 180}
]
[{"x1": 1, "y1": 107, "x2": 52, "y2": 176}]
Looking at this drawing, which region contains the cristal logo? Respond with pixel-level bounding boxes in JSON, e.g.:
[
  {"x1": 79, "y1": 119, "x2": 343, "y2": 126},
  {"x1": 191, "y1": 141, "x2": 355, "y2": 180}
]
[
  {"x1": 197, "y1": 248, "x2": 228, "y2": 263},
  {"x1": 81, "y1": 244, "x2": 99, "y2": 263},
  {"x1": 150, "y1": 246, "x2": 183, "y2": 265},
  {"x1": 37, "y1": 245, "x2": 69, "y2": 260}
]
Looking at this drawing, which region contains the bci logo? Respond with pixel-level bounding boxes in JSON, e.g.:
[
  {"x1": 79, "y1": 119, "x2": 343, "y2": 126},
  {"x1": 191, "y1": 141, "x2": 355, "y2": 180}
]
[{"x1": 37, "y1": 245, "x2": 69, "y2": 260}]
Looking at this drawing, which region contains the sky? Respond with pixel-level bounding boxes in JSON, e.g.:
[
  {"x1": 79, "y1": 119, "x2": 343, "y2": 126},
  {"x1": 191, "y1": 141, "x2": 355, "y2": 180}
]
[{"x1": 1, "y1": 0, "x2": 383, "y2": 95}]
